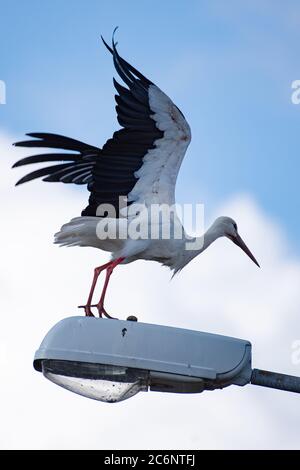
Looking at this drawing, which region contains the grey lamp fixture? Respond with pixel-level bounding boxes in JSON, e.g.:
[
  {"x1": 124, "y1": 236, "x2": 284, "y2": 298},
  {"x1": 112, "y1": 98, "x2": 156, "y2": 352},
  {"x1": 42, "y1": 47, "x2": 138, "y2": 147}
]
[{"x1": 34, "y1": 317, "x2": 300, "y2": 403}]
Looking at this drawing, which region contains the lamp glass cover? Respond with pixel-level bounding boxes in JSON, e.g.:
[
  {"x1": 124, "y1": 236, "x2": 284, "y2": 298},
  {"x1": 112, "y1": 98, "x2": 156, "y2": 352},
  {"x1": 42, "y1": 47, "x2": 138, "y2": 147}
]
[{"x1": 42, "y1": 359, "x2": 149, "y2": 403}]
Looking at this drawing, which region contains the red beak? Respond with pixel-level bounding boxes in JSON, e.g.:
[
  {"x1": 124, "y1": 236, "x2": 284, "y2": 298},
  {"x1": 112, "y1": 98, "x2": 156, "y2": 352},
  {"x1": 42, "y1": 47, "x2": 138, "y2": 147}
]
[{"x1": 231, "y1": 234, "x2": 260, "y2": 268}]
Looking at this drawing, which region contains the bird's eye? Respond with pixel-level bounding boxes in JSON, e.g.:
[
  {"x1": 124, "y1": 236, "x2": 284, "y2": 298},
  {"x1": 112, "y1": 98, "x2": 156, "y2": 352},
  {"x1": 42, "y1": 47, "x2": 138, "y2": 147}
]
[{"x1": 233, "y1": 222, "x2": 237, "y2": 231}]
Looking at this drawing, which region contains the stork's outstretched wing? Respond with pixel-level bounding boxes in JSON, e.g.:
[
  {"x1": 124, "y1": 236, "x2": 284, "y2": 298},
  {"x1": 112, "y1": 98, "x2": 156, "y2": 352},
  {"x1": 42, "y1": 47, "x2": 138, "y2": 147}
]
[{"x1": 13, "y1": 33, "x2": 191, "y2": 217}]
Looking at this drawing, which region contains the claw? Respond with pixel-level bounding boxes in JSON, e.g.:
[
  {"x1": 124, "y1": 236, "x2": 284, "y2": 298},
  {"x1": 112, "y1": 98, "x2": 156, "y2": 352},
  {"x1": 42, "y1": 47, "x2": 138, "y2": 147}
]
[
  {"x1": 78, "y1": 304, "x2": 95, "y2": 317},
  {"x1": 96, "y1": 304, "x2": 118, "y2": 320}
]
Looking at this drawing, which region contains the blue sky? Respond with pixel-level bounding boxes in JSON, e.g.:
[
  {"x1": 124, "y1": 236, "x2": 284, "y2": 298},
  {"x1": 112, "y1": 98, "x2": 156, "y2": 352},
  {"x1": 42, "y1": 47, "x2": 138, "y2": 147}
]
[{"x1": 1, "y1": 0, "x2": 300, "y2": 248}]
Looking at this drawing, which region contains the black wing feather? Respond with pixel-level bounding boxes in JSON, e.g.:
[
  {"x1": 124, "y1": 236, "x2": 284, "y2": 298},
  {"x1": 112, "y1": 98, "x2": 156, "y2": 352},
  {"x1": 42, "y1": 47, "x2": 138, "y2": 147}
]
[
  {"x1": 13, "y1": 133, "x2": 100, "y2": 185},
  {"x1": 12, "y1": 153, "x2": 83, "y2": 167},
  {"x1": 15, "y1": 164, "x2": 71, "y2": 186}
]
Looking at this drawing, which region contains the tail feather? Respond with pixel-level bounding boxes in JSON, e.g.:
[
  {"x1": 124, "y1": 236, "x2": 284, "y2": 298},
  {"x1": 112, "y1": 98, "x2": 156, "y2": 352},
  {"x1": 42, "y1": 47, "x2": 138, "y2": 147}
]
[
  {"x1": 54, "y1": 216, "x2": 125, "y2": 253},
  {"x1": 54, "y1": 217, "x2": 101, "y2": 248}
]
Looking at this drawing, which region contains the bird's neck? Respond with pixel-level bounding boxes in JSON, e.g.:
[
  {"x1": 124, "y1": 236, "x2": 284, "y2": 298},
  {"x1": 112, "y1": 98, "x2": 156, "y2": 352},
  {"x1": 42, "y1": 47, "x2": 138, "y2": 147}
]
[
  {"x1": 190, "y1": 225, "x2": 219, "y2": 255},
  {"x1": 175, "y1": 225, "x2": 220, "y2": 273}
]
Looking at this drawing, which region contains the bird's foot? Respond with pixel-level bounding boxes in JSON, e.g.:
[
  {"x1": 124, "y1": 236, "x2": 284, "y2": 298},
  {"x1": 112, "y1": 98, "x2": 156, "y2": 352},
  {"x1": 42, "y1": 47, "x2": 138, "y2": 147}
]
[
  {"x1": 90, "y1": 304, "x2": 118, "y2": 320},
  {"x1": 78, "y1": 303, "x2": 117, "y2": 319},
  {"x1": 78, "y1": 304, "x2": 95, "y2": 317}
]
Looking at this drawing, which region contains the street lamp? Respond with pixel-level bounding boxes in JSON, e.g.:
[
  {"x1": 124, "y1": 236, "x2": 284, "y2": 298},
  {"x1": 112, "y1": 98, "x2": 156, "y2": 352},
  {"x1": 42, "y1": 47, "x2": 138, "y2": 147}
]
[{"x1": 33, "y1": 317, "x2": 300, "y2": 403}]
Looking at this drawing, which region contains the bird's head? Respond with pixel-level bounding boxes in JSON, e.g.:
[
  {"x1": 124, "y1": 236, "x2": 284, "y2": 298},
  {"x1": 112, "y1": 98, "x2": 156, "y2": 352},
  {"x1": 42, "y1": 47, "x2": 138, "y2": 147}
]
[{"x1": 212, "y1": 216, "x2": 260, "y2": 267}]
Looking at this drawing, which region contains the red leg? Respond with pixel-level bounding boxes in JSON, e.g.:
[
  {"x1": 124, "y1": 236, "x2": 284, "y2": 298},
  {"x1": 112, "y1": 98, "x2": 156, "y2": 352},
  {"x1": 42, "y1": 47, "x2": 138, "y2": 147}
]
[
  {"x1": 78, "y1": 260, "x2": 114, "y2": 317},
  {"x1": 78, "y1": 257, "x2": 124, "y2": 318},
  {"x1": 94, "y1": 257, "x2": 124, "y2": 318}
]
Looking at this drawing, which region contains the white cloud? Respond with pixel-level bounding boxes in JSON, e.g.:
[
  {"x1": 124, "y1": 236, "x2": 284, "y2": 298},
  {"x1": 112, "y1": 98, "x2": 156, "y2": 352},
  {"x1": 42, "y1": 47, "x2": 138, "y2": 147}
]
[{"x1": 1, "y1": 131, "x2": 300, "y2": 449}]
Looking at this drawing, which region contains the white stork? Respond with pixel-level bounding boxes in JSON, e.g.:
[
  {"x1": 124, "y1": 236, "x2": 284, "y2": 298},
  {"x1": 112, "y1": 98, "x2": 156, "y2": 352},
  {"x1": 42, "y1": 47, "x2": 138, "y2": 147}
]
[{"x1": 13, "y1": 32, "x2": 259, "y2": 319}]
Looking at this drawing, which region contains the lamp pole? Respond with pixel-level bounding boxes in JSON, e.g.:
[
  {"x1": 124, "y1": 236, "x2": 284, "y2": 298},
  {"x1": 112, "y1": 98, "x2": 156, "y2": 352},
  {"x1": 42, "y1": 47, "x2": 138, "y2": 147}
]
[{"x1": 251, "y1": 369, "x2": 300, "y2": 394}]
